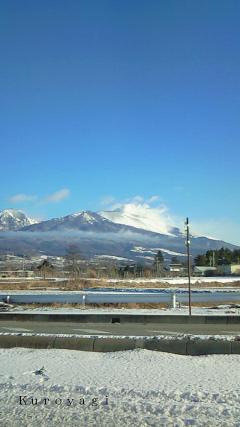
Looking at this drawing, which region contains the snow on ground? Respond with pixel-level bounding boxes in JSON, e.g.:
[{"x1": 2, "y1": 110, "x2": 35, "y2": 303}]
[
  {"x1": 0, "y1": 348, "x2": 240, "y2": 426},
  {"x1": 9, "y1": 304, "x2": 240, "y2": 316},
  {"x1": 0, "y1": 276, "x2": 239, "y2": 285},
  {"x1": 95, "y1": 255, "x2": 134, "y2": 261},
  {"x1": 106, "y1": 276, "x2": 240, "y2": 285}
]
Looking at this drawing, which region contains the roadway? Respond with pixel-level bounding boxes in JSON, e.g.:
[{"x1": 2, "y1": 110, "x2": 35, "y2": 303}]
[{"x1": 0, "y1": 320, "x2": 240, "y2": 336}]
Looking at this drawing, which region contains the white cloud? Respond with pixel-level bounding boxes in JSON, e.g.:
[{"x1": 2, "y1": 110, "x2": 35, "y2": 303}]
[
  {"x1": 99, "y1": 195, "x2": 240, "y2": 244},
  {"x1": 9, "y1": 193, "x2": 37, "y2": 204},
  {"x1": 100, "y1": 196, "x2": 116, "y2": 207},
  {"x1": 104, "y1": 195, "x2": 162, "y2": 211},
  {"x1": 100, "y1": 195, "x2": 175, "y2": 235},
  {"x1": 128, "y1": 195, "x2": 144, "y2": 204},
  {"x1": 45, "y1": 188, "x2": 70, "y2": 203},
  {"x1": 8, "y1": 188, "x2": 71, "y2": 208},
  {"x1": 147, "y1": 195, "x2": 160, "y2": 204}
]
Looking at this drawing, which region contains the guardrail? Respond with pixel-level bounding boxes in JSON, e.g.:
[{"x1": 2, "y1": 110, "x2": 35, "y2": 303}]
[{"x1": 1, "y1": 290, "x2": 240, "y2": 304}]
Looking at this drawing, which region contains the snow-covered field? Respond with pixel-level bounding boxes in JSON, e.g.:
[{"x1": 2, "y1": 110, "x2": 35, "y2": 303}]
[
  {"x1": 0, "y1": 276, "x2": 240, "y2": 285},
  {"x1": 0, "y1": 348, "x2": 240, "y2": 426},
  {"x1": 104, "y1": 277, "x2": 240, "y2": 285},
  {"x1": 9, "y1": 304, "x2": 240, "y2": 316}
]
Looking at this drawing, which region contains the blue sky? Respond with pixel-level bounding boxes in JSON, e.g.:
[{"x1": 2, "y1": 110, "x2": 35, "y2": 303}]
[{"x1": 1, "y1": 1, "x2": 240, "y2": 244}]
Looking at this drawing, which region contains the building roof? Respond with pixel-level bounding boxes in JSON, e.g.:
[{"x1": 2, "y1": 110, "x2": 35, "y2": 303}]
[{"x1": 194, "y1": 266, "x2": 217, "y2": 271}]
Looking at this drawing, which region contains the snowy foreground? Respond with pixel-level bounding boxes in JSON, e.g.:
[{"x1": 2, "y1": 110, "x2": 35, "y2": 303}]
[{"x1": 0, "y1": 348, "x2": 240, "y2": 427}]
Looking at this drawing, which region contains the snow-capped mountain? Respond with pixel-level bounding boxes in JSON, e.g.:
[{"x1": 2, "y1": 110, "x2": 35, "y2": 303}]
[
  {"x1": 0, "y1": 209, "x2": 38, "y2": 231},
  {"x1": 0, "y1": 208, "x2": 238, "y2": 259},
  {"x1": 100, "y1": 203, "x2": 179, "y2": 236},
  {"x1": 21, "y1": 210, "x2": 128, "y2": 232}
]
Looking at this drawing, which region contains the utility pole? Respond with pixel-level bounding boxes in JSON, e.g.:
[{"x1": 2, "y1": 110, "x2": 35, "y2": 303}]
[
  {"x1": 212, "y1": 251, "x2": 215, "y2": 267},
  {"x1": 185, "y1": 217, "x2": 192, "y2": 316}
]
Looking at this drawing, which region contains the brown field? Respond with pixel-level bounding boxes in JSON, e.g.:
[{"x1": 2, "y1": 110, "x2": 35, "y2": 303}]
[
  {"x1": 0, "y1": 280, "x2": 64, "y2": 291},
  {"x1": 0, "y1": 278, "x2": 240, "y2": 291}
]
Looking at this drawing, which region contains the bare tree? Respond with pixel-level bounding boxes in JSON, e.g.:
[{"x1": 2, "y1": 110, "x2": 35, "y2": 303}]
[
  {"x1": 36, "y1": 259, "x2": 54, "y2": 280},
  {"x1": 64, "y1": 244, "x2": 83, "y2": 279}
]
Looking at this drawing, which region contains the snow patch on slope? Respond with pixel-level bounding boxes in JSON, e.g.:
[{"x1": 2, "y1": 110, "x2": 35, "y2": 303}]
[
  {"x1": 71, "y1": 211, "x2": 98, "y2": 223},
  {"x1": 131, "y1": 246, "x2": 186, "y2": 257},
  {"x1": 95, "y1": 255, "x2": 134, "y2": 261}
]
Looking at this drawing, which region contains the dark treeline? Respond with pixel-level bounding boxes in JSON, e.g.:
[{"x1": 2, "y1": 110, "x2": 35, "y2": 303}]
[{"x1": 194, "y1": 248, "x2": 240, "y2": 266}]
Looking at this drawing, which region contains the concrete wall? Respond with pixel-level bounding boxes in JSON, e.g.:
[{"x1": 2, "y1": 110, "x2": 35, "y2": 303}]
[
  {"x1": 1, "y1": 313, "x2": 240, "y2": 324},
  {"x1": 0, "y1": 334, "x2": 239, "y2": 355}
]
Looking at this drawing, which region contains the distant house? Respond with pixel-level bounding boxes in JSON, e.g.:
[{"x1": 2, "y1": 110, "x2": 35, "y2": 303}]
[
  {"x1": 167, "y1": 263, "x2": 186, "y2": 274},
  {"x1": 218, "y1": 264, "x2": 240, "y2": 275},
  {"x1": 194, "y1": 266, "x2": 217, "y2": 276}
]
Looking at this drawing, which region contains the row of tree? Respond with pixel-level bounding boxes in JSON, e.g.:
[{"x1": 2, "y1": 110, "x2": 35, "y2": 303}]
[
  {"x1": 36, "y1": 250, "x2": 173, "y2": 279},
  {"x1": 194, "y1": 248, "x2": 240, "y2": 266},
  {"x1": 36, "y1": 247, "x2": 240, "y2": 279}
]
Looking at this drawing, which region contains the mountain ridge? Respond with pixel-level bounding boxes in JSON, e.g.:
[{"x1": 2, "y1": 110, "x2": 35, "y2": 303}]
[
  {"x1": 0, "y1": 208, "x2": 238, "y2": 260},
  {"x1": 0, "y1": 209, "x2": 38, "y2": 231}
]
